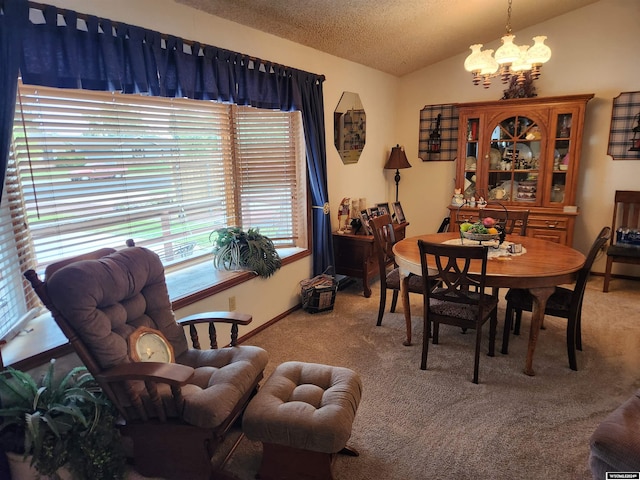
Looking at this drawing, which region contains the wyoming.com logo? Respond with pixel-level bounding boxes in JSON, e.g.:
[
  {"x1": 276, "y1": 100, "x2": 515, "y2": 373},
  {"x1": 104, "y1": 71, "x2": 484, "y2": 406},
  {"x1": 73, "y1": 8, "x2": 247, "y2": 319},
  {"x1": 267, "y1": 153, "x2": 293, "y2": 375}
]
[{"x1": 607, "y1": 474, "x2": 640, "y2": 480}]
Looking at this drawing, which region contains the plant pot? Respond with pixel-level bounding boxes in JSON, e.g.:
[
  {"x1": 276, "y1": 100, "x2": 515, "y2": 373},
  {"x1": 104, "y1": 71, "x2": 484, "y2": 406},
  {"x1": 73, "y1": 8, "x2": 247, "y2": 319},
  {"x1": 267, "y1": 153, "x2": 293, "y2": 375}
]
[{"x1": 6, "y1": 452, "x2": 71, "y2": 480}]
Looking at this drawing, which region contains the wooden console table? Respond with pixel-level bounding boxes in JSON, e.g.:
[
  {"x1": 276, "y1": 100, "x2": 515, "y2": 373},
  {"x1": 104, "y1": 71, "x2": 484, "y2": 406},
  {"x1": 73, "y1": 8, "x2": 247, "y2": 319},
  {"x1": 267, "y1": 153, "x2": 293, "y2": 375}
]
[{"x1": 332, "y1": 222, "x2": 408, "y2": 297}]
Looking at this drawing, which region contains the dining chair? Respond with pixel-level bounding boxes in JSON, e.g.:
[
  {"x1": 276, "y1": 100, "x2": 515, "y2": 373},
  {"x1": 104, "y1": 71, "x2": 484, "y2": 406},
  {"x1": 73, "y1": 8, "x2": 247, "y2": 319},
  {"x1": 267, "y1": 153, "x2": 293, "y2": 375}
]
[
  {"x1": 479, "y1": 208, "x2": 529, "y2": 235},
  {"x1": 417, "y1": 240, "x2": 498, "y2": 384},
  {"x1": 479, "y1": 207, "x2": 530, "y2": 298},
  {"x1": 603, "y1": 190, "x2": 640, "y2": 292},
  {"x1": 437, "y1": 217, "x2": 450, "y2": 233},
  {"x1": 502, "y1": 226, "x2": 611, "y2": 370},
  {"x1": 370, "y1": 214, "x2": 424, "y2": 326}
]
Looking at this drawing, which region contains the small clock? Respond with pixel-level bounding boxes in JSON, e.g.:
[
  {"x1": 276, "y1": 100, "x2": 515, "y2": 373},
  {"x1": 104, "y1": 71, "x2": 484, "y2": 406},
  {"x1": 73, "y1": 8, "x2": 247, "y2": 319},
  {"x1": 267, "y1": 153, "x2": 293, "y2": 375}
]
[{"x1": 128, "y1": 326, "x2": 175, "y2": 363}]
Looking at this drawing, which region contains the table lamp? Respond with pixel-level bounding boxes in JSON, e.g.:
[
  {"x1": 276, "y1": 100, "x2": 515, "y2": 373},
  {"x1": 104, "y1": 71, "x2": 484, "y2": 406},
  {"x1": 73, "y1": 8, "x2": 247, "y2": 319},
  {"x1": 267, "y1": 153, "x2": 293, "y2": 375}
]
[{"x1": 384, "y1": 144, "x2": 412, "y2": 202}]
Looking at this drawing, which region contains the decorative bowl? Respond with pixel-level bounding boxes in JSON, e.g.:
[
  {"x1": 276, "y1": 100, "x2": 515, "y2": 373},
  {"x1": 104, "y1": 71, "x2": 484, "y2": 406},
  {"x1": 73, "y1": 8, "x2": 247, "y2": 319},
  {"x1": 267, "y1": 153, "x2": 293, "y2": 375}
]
[{"x1": 462, "y1": 232, "x2": 501, "y2": 242}]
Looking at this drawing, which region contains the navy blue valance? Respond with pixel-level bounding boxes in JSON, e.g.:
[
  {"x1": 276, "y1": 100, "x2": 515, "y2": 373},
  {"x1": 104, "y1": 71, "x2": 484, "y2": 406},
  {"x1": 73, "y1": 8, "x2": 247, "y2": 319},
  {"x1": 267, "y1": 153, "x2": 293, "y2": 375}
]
[{"x1": 19, "y1": 4, "x2": 321, "y2": 111}]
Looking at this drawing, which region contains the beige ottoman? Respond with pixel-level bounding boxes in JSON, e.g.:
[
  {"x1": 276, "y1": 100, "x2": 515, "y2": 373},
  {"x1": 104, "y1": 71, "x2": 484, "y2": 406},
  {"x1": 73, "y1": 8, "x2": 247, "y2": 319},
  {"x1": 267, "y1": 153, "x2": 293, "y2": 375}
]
[{"x1": 242, "y1": 361, "x2": 362, "y2": 480}]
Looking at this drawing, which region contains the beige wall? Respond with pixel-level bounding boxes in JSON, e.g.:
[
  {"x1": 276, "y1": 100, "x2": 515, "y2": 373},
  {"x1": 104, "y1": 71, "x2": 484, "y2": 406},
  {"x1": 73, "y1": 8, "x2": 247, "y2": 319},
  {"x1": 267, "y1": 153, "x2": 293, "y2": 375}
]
[
  {"x1": 35, "y1": 0, "x2": 640, "y2": 336},
  {"x1": 396, "y1": 0, "x2": 640, "y2": 276}
]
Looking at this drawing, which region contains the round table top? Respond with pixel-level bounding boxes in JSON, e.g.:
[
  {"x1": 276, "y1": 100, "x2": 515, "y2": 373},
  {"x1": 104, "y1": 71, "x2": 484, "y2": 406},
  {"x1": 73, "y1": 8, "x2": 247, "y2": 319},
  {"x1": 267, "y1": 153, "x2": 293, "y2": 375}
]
[{"x1": 393, "y1": 232, "x2": 586, "y2": 289}]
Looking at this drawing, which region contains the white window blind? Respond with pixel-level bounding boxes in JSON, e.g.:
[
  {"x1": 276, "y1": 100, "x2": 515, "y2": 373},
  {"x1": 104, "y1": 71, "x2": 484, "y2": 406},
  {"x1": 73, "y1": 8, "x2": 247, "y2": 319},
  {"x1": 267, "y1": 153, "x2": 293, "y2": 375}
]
[
  {"x1": 0, "y1": 83, "x2": 306, "y2": 341},
  {"x1": 13, "y1": 86, "x2": 237, "y2": 268},
  {"x1": 0, "y1": 183, "x2": 36, "y2": 341},
  {"x1": 233, "y1": 108, "x2": 305, "y2": 243}
]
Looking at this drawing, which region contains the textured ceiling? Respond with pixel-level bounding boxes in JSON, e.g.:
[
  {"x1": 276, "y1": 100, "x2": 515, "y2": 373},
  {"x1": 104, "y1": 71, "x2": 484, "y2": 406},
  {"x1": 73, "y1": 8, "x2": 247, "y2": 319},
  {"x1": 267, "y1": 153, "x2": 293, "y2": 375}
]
[{"x1": 173, "y1": 0, "x2": 599, "y2": 76}]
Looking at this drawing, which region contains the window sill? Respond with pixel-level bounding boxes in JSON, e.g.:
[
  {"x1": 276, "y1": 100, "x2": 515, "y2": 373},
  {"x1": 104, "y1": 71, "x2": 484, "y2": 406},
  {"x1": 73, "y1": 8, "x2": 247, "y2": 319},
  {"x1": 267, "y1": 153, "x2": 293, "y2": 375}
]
[
  {"x1": 167, "y1": 247, "x2": 307, "y2": 309},
  {"x1": 1, "y1": 247, "x2": 309, "y2": 370}
]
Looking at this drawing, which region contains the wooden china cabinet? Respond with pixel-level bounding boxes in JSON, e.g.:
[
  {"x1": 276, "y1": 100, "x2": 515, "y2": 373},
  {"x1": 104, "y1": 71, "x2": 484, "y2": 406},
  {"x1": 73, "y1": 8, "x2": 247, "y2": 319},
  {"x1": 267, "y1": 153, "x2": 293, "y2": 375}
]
[{"x1": 448, "y1": 94, "x2": 594, "y2": 246}]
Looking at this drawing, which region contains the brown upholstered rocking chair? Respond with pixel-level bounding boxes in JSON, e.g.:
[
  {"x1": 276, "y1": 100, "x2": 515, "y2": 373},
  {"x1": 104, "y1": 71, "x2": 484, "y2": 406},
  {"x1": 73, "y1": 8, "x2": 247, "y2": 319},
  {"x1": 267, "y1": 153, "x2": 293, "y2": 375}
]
[{"x1": 24, "y1": 246, "x2": 269, "y2": 480}]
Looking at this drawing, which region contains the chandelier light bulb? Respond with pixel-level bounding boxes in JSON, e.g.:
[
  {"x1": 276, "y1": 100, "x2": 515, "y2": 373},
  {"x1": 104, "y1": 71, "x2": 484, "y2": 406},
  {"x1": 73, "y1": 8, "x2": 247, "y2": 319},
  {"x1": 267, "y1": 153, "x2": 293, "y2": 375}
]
[
  {"x1": 479, "y1": 50, "x2": 499, "y2": 76},
  {"x1": 479, "y1": 50, "x2": 499, "y2": 88},
  {"x1": 464, "y1": 44, "x2": 485, "y2": 73},
  {"x1": 494, "y1": 34, "x2": 521, "y2": 65},
  {"x1": 510, "y1": 45, "x2": 532, "y2": 72},
  {"x1": 526, "y1": 36, "x2": 552, "y2": 65}
]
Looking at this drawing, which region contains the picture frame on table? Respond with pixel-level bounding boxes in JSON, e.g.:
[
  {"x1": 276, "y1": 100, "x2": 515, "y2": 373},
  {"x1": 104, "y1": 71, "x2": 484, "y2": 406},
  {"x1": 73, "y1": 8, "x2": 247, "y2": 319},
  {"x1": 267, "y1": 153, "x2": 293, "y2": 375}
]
[
  {"x1": 392, "y1": 202, "x2": 406, "y2": 223},
  {"x1": 376, "y1": 202, "x2": 390, "y2": 217},
  {"x1": 368, "y1": 206, "x2": 380, "y2": 218},
  {"x1": 359, "y1": 209, "x2": 372, "y2": 234}
]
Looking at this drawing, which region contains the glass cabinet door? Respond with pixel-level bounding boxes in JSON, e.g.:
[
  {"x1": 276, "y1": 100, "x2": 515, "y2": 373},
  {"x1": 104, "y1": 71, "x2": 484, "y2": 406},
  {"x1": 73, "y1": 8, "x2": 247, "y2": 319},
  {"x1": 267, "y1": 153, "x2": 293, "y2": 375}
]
[
  {"x1": 549, "y1": 112, "x2": 573, "y2": 205},
  {"x1": 462, "y1": 117, "x2": 480, "y2": 200},
  {"x1": 486, "y1": 114, "x2": 542, "y2": 206}
]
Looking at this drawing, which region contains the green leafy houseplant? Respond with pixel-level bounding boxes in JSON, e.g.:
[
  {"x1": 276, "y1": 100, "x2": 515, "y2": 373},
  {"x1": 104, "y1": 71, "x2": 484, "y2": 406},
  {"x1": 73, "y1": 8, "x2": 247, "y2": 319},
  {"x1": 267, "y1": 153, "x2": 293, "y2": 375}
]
[
  {"x1": 0, "y1": 359, "x2": 126, "y2": 480},
  {"x1": 210, "y1": 226, "x2": 282, "y2": 278}
]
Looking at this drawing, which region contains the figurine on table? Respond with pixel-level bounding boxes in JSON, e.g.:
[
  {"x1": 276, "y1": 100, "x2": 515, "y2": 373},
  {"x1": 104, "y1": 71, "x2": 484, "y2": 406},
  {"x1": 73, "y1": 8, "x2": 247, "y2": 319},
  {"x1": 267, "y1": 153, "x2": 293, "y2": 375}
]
[{"x1": 337, "y1": 197, "x2": 351, "y2": 233}]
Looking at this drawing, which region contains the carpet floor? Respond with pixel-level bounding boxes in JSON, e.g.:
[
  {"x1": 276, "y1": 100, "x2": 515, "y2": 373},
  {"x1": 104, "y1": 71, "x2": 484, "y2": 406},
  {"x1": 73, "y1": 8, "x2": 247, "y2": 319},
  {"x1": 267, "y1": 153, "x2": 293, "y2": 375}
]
[{"x1": 130, "y1": 275, "x2": 640, "y2": 480}]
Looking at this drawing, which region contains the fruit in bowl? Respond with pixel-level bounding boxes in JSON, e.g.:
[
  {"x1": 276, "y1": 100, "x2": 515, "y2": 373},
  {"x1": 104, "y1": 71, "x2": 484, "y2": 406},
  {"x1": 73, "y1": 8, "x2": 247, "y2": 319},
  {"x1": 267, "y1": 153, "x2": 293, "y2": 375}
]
[
  {"x1": 460, "y1": 220, "x2": 501, "y2": 242},
  {"x1": 460, "y1": 222, "x2": 473, "y2": 232},
  {"x1": 482, "y1": 217, "x2": 496, "y2": 228},
  {"x1": 460, "y1": 221, "x2": 490, "y2": 234}
]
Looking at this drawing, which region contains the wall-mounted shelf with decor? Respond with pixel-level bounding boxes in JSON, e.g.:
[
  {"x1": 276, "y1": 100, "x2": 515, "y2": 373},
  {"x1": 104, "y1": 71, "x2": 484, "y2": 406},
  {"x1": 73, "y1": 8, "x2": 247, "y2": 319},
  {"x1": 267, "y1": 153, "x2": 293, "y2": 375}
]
[
  {"x1": 419, "y1": 104, "x2": 458, "y2": 162},
  {"x1": 607, "y1": 91, "x2": 640, "y2": 160}
]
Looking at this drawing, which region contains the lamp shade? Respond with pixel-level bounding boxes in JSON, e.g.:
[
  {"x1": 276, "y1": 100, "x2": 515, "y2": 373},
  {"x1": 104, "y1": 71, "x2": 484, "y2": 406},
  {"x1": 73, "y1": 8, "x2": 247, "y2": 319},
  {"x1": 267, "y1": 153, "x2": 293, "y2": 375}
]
[
  {"x1": 494, "y1": 34, "x2": 521, "y2": 65},
  {"x1": 464, "y1": 44, "x2": 484, "y2": 73},
  {"x1": 526, "y1": 36, "x2": 552, "y2": 66},
  {"x1": 384, "y1": 145, "x2": 412, "y2": 170}
]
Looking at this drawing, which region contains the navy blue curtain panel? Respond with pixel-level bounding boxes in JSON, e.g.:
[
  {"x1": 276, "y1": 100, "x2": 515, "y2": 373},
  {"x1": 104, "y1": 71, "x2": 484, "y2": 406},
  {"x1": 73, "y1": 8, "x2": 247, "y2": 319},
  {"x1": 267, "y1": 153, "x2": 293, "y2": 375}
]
[
  {"x1": 4, "y1": 1, "x2": 334, "y2": 275},
  {"x1": 0, "y1": 0, "x2": 28, "y2": 197},
  {"x1": 300, "y1": 75, "x2": 335, "y2": 276}
]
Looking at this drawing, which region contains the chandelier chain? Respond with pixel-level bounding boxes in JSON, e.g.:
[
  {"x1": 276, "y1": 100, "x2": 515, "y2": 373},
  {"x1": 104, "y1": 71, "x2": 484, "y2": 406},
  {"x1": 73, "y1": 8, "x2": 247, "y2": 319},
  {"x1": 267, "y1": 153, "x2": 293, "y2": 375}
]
[{"x1": 505, "y1": 0, "x2": 513, "y2": 34}]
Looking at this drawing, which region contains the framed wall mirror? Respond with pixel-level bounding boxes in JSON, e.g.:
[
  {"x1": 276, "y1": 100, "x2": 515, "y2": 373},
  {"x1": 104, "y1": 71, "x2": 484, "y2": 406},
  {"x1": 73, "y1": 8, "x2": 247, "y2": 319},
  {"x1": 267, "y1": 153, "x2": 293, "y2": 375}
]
[{"x1": 334, "y1": 91, "x2": 366, "y2": 164}]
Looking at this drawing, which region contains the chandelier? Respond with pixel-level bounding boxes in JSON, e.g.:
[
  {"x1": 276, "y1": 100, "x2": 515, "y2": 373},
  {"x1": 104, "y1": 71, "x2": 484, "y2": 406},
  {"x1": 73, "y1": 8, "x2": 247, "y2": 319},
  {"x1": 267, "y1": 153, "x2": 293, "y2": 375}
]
[{"x1": 464, "y1": 0, "x2": 552, "y2": 88}]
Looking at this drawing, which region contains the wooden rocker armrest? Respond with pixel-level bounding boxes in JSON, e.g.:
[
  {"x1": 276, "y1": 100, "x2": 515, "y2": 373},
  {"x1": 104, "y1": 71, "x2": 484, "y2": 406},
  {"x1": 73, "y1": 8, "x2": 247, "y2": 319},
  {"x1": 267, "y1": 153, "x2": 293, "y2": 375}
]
[
  {"x1": 178, "y1": 312, "x2": 252, "y2": 349},
  {"x1": 98, "y1": 361, "x2": 195, "y2": 386},
  {"x1": 98, "y1": 362, "x2": 195, "y2": 422},
  {"x1": 178, "y1": 311, "x2": 253, "y2": 326}
]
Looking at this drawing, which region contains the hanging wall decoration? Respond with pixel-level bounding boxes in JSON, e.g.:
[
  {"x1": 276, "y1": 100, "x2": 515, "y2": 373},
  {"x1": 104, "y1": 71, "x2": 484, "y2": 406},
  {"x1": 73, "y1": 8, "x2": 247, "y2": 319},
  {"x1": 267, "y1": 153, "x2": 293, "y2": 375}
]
[
  {"x1": 607, "y1": 91, "x2": 640, "y2": 160},
  {"x1": 419, "y1": 104, "x2": 458, "y2": 161}
]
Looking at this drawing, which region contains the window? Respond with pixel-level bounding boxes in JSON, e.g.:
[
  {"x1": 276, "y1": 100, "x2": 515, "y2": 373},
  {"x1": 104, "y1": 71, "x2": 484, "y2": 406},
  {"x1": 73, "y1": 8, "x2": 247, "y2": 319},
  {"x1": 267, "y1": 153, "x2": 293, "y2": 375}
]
[
  {"x1": 0, "y1": 186, "x2": 36, "y2": 341},
  {"x1": 0, "y1": 82, "x2": 307, "y2": 340}
]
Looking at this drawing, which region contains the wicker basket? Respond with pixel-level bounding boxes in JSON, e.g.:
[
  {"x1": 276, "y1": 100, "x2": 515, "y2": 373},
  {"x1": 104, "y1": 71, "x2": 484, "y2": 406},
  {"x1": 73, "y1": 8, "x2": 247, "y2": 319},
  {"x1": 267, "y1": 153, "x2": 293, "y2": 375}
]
[{"x1": 300, "y1": 274, "x2": 337, "y2": 313}]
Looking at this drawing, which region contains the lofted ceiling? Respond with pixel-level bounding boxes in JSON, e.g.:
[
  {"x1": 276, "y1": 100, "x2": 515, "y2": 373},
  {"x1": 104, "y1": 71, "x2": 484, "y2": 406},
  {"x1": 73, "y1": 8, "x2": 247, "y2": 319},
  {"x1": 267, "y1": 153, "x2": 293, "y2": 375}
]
[{"x1": 173, "y1": 0, "x2": 599, "y2": 77}]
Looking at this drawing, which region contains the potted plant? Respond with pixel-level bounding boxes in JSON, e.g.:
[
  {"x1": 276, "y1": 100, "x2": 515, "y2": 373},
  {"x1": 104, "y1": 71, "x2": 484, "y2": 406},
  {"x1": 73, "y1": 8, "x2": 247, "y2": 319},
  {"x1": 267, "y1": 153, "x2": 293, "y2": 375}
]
[
  {"x1": 0, "y1": 359, "x2": 126, "y2": 480},
  {"x1": 210, "y1": 226, "x2": 282, "y2": 278}
]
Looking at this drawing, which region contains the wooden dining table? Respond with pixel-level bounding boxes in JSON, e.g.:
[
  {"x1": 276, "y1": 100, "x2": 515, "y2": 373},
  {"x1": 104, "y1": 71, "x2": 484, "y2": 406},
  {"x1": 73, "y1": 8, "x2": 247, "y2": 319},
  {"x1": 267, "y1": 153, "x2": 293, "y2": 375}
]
[{"x1": 392, "y1": 232, "x2": 586, "y2": 376}]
